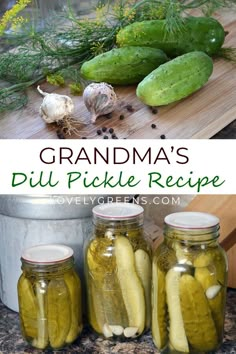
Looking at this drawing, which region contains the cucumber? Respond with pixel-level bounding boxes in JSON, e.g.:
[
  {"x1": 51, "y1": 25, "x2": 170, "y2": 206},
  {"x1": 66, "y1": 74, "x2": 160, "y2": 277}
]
[
  {"x1": 80, "y1": 46, "x2": 168, "y2": 85},
  {"x1": 117, "y1": 17, "x2": 225, "y2": 57},
  {"x1": 136, "y1": 51, "x2": 213, "y2": 106}
]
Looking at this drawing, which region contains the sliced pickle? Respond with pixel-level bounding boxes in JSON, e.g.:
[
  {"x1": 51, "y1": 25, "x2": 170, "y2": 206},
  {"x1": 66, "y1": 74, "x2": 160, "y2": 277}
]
[
  {"x1": 151, "y1": 261, "x2": 168, "y2": 350},
  {"x1": 64, "y1": 270, "x2": 83, "y2": 343},
  {"x1": 32, "y1": 281, "x2": 49, "y2": 349},
  {"x1": 179, "y1": 274, "x2": 218, "y2": 352},
  {"x1": 115, "y1": 236, "x2": 145, "y2": 334},
  {"x1": 47, "y1": 279, "x2": 71, "y2": 349},
  {"x1": 18, "y1": 275, "x2": 38, "y2": 339},
  {"x1": 134, "y1": 249, "x2": 151, "y2": 328},
  {"x1": 165, "y1": 268, "x2": 189, "y2": 353}
]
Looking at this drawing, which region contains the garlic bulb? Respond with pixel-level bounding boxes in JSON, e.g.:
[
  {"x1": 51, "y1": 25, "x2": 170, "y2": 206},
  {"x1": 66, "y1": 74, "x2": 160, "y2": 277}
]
[
  {"x1": 37, "y1": 86, "x2": 74, "y2": 123},
  {"x1": 83, "y1": 82, "x2": 117, "y2": 123}
]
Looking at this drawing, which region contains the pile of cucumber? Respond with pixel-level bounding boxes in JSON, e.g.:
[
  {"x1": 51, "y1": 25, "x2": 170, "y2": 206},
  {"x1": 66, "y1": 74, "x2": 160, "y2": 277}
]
[{"x1": 81, "y1": 17, "x2": 225, "y2": 106}]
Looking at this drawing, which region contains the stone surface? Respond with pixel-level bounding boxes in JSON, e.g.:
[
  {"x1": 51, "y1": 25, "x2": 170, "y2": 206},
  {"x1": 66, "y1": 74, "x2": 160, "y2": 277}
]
[{"x1": 0, "y1": 290, "x2": 235, "y2": 353}]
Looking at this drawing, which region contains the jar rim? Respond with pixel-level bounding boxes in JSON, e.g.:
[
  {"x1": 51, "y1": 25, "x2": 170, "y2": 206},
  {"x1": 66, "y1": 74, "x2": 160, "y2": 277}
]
[
  {"x1": 164, "y1": 211, "x2": 219, "y2": 230},
  {"x1": 21, "y1": 244, "x2": 74, "y2": 264},
  {"x1": 92, "y1": 202, "x2": 144, "y2": 220}
]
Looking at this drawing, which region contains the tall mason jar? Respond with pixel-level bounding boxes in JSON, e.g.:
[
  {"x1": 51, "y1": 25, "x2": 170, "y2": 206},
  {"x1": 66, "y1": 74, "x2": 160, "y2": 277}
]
[
  {"x1": 17, "y1": 244, "x2": 83, "y2": 350},
  {"x1": 152, "y1": 212, "x2": 228, "y2": 354},
  {"x1": 85, "y1": 203, "x2": 151, "y2": 339}
]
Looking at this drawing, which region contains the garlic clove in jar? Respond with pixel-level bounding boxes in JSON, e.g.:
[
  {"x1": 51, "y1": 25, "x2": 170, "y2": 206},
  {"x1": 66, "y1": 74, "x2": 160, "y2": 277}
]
[
  {"x1": 37, "y1": 86, "x2": 74, "y2": 124},
  {"x1": 83, "y1": 82, "x2": 117, "y2": 123}
]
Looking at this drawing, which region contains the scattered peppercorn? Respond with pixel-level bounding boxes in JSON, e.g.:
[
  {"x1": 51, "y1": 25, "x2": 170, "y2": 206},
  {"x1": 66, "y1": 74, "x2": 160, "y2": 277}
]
[
  {"x1": 151, "y1": 107, "x2": 158, "y2": 114},
  {"x1": 112, "y1": 134, "x2": 117, "y2": 139},
  {"x1": 119, "y1": 114, "x2": 125, "y2": 120},
  {"x1": 103, "y1": 135, "x2": 109, "y2": 139},
  {"x1": 125, "y1": 104, "x2": 134, "y2": 112},
  {"x1": 160, "y1": 134, "x2": 166, "y2": 139},
  {"x1": 151, "y1": 124, "x2": 157, "y2": 129},
  {"x1": 56, "y1": 129, "x2": 65, "y2": 139},
  {"x1": 97, "y1": 129, "x2": 102, "y2": 136},
  {"x1": 102, "y1": 127, "x2": 107, "y2": 132},
  {"x1": 82, "y1": 137, "x2": 87, "y2": 139},
  {"x1": 109, "y1": 128, "x2": 114, "y2": 134}
]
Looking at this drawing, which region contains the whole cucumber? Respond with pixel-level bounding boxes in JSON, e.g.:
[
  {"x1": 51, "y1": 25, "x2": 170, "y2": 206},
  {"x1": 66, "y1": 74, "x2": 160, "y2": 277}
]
[
  {"x1": 80, "y1": 46, "x2": 168, "y2": 85},
  {"x1": 117, "y1": 17, "x2": 225, "y2": 57},
  {"x1": 136, "y1": 51, "x2": 213, "y2": 106}
]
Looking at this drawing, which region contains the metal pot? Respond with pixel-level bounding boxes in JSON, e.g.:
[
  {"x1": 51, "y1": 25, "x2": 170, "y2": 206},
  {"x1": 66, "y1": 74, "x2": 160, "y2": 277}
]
[{"x1": 0, "y1": 195, "x2": 101, "y2": 311}]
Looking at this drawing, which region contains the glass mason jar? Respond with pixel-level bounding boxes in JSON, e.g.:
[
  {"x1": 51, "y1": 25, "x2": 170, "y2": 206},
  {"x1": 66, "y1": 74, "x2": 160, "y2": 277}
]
[
  {"x1": 17, "y1": 244, "x2": 83, "y2": 350},
  {"x1": 85, "y1": 202, "x2": 151, "y2": 339},
  {"x1": 152, "y1": 212, "x2": 228, "y2": 354}
]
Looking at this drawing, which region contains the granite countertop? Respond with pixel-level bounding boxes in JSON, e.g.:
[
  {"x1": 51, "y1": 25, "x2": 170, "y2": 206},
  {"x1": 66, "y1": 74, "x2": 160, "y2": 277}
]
[{"x1": 0, "y1": 290, "x2": 235, "y2": 354}]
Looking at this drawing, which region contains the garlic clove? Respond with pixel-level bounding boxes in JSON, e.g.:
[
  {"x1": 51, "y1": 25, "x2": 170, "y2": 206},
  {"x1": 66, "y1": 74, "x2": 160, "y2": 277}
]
[
  {"x1": 109, "y1": 325, "x2": 124, "y2": 336},
  {"x1": 83, "y1": 82, "x2": 117, "y2": 123},
  {"x1": 123, "y1": 327, "x2": 138, "y2": 338},
  {"x1": 37, "y1": 86, "x2": 74, "y2": 123},
  {"x1": 102, "y1": 323, "x2": 113, "y2": 338},
  {"x1": 205, "y1": 285, "x2": 221, "y2": 299}
]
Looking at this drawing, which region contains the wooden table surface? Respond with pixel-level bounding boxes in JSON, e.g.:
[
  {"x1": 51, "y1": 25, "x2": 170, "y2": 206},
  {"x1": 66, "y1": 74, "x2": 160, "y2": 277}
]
[{"x1": 0, "y1": 10, "x2": 236, "y2": 140}]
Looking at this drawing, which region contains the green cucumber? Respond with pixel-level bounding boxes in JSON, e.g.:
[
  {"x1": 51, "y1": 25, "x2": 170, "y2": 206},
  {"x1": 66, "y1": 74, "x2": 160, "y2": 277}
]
[
  {"x1": 80, "y1": 46, "x2": 168, "y2": 85},
  {"x1": 136, "y1": 51, "x2": 213, "y2": 106},
  {"x1": 117, "y1": 17, "x2": 225, "y2": 57}
]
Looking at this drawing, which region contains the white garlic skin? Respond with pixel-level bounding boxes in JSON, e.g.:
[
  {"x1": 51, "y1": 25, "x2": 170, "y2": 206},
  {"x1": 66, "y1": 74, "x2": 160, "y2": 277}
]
[
  {"x1": 83, "y1": 82, "x2": 117, "y2": 123},
  {"x1": 37, "y1": 86, "x2": 74, "y2": 124}
]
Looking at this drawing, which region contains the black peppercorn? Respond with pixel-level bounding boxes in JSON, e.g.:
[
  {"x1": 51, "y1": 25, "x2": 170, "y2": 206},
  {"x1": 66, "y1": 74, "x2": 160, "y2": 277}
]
[
  {"x1": 109, "y1": 128, "x2": 114, "y2": 134},
  {"x1": 103, "y1": 135, "x2": 109, "y2": 139},
  {"x1": 151, "y1": 124, "x2": 157, "y2": 129},
  {"x1": 102, "y1": 127, "x2": 107, "y2": 132},
  {"x1": 119, "y1": 114, "x2": 125, "y2": 120},
  {"x1": 160, "y1": 134, "x2": 166, "y2": 139}
]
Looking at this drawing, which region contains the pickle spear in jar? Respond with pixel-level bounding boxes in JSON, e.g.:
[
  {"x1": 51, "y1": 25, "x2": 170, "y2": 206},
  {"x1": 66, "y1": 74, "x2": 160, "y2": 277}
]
[
  {"x1": 179, "y1": 274, "x2": 218, "y2": 352},
  {"x1": 115, "y1": 236, "x2": 145, "y2": 335},
  {"x1": 134, "y1": 249, "x2": 152, "y2": 328},
  {"x1": 64, "y1": 270, "x2": 83, "y2": 343},
  {"x1": 194, "y1": 252, "x2": 226, "y2": 338},
  {"x1": 166, "y1": 268, "x2": 189, "y2": 353},
  {"x1": 152, "y1": 261, "x2": 168, "y2": 350},
  {"x1": 32, "y1": 281, "x2": 49, "y2": 350},
  {"x1": 47, "y1": 279, "x2": 71, "y2": 349},
  {"x1": 18, "y1": 275, "x2": 38, "y2": 339}
]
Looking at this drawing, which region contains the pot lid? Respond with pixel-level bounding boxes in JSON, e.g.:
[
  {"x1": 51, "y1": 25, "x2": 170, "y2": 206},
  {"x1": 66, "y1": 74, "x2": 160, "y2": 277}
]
[{"x1": 0, "y1": 195, "x2": 100, "y2": 220}]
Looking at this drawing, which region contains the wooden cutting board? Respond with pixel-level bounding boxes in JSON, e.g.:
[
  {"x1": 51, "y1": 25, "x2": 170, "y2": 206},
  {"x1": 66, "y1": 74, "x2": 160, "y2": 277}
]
[
  {"x1": 0, "y1": 11, "x2": 236, "y2": 139},
  {"x1": 185, "y1": 195, "x2": 236, "y2": 288}
]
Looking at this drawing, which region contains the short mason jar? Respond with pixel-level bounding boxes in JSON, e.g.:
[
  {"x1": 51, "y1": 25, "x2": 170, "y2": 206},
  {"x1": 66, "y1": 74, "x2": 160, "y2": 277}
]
[
  {"x1": 17, "y1": 244, "x2": 83, "y2": 350},
  {"x1": 152, "y1": 212, "x2": 228, "y2": 354},
  {"x1": 85, "y1": 203, "x2": 151, "y2": 339}
]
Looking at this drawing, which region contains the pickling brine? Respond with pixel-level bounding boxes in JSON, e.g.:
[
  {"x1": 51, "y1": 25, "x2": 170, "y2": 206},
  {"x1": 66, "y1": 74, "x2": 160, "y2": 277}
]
[
  {"x1": 17, "y1": 244, "x2": 83, "y2": 350},
  {"x1": 152, "y1": 212, "x2": 228, "y2": 354},
  {"x1": 85, "y1": 203, "x2": 151, "y2": 339}
]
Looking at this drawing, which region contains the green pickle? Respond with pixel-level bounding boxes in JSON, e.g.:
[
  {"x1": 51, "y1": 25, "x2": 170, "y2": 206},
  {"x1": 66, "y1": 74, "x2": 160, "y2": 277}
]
[
  {"x1": 18, "y1": 275, "x2": 38, "y2": 340},
  {"x1": 47, "y1": 279, "x2": 71, "y2": 349}
]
